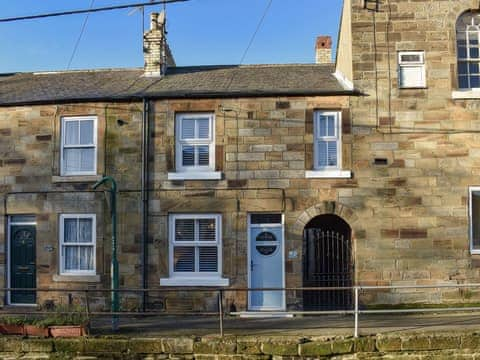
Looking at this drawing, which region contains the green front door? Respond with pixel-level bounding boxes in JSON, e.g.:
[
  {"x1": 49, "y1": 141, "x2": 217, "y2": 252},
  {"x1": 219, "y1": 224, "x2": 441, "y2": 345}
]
[{"x1": 10, "y1": 225, "x2": 36, "y2": 304}]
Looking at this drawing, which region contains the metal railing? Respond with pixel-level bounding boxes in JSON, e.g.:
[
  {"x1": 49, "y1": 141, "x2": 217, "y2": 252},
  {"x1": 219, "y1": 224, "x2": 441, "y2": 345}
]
[{"x1": 2, "y1": 284, "x2": 480, "y2": 337}]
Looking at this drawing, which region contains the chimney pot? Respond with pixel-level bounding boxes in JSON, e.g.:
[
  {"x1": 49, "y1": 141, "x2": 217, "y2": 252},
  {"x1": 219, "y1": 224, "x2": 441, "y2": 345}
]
[
  {"x1": 150, "y1": 12, "x2": 159, "y2": 30},
  {"x1": 315, "y1": 36, "x2": 332, "y2": 64}
]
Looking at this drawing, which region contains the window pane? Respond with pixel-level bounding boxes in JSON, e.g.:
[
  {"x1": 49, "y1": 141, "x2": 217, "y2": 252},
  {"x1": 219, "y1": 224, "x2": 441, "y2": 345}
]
[
  {"x1": 317, "y1": 141, "x2": 337, "y2": 168},
  {"x1": 78, "y1": 246, "x2": 94, "y2": 270},
  {"x1": 471, "y1": 62, "x2": 480, "y2": 74},
  {"x1": 472, "y1": 191, "x2": 480, "y2": 250},
  {"x1": 181, "y1": 119, "x2": 195, "y2": 139},
  {"x1": 79, "y1": 120, "x2": 94, "y2": 145},
  {"x1": 317, "y1": 141, "x2": 328, "y2": 167},
  {"x1": 459, "y1": 75, "x2": 470, "y2": 88},
  {"x1": 64, "y1": 219, "x2": 77, "y2": 243},
  {"x1": 318, "y1": 116, "x2": 327, "y2": 137},
  {"x1": 78, "y1": 219, "x2": 93, "y2": 243},
  {"x1": 472, "y1": 76, "x2": 480, "y2": 88},
  {"x1": 400, "y1": 66, "x2": 423, "y2": 87},
  {"x1": 175, "y1": 219, "x2": 194, "y2": 241},
  {"x1": 469, "y1": 31, "x2": 479, "y2": 45},
  {"x1": 471, "y1": 47, "x2": 480, "y2": 59},
  {"x1": 182, "y1": 146, "x2": 195, "y2": 166},
  {"x1": 199, "y1": 247, "x2": 218, "y2": 272},
  {"x1": 174, "y1": 246, "x2": 195, "y2": 272},
  {"x1": 459, "y1": 62, "x2": 468, "y2": 75},
  {"x1": 458, "y1": 46, "x2": 467, "y2": 58},
  {"x1": 327, "y1": 116, "x2": 335, "y2": 136},
  {"x1": 64, "y1": 247, "x2": 79, "y2": 270},
  {"x1": 250, "y1": 214, "x2": 282, "y2": 224},
  {"x1": 327, "y1": 141, "x2": 338, "y2": 166},
  {"x1": 64, "y1": 121, "x2": 79, "y2": 145},
  {"x1": 198, "y1": 219, "x2": 216, "y2": 241},
  {"x1": 197, "y1": 118, "x2": 210, "y2": 139},
  {"x1": 80, "y1": 148, "x2": 95, "y2": 172},
  {"x1": 197, "y1": 146, "x2": 210, "y2": 166},
  {"x1": 64, "y1": 148, "x2": 80, "y2": 173}
]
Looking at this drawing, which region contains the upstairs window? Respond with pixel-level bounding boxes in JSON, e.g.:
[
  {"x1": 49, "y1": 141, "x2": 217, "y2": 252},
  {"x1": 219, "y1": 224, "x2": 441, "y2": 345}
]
[
  {"x1": 175, "y1": 113, "x2": 215, "y2": 172},
  {"x1": 61, "y1": 116, "x2": 97, "y2": 176},
  {"x1": 313, "y1": 111, "x2": 341, "y2": 170},
  {"x1": 457, "y1": 11, "x2": 480, "y2": 89},
  {"x1": 398, "y1": 51, "x2": 426, "y2": 88}
]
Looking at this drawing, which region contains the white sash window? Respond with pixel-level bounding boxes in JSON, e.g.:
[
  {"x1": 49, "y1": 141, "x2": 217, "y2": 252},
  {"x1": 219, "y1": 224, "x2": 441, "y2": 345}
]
[
  {"x1": 314, "y1": 111, "x2": 341, "y2": 170},
  {"x1": 61, "y1": 116, "x2": 97, "y2": 175},
  {"x1": 59, "y1": 214, "x2": 96, "y2": 275},
  {"x1": 175, "y1": 113, "x2": 215, "y2": 172}
]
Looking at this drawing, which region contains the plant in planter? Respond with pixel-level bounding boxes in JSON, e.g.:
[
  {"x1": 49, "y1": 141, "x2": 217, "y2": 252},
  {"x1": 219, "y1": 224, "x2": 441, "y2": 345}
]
[
  {"x1": 23, "y1": 317, "x2": 49, "y2": 338},
  {"x1": 0, "y1": 316, "x2": 25, "y2": 335},
  {"x1": 40, "y1": 305, "x2": 89, "y2": 338}
]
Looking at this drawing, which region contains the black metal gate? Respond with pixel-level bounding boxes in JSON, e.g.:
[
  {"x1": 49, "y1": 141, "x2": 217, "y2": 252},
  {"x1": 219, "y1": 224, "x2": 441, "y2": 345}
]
[{"x1": 303, "y1": 225, "x2": 353, "y2": 310}]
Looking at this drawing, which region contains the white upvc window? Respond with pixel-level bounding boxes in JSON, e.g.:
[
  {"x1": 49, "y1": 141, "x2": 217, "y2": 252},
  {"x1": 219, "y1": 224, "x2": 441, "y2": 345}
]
[
  {"x1": 469, "y1": 188, "x2": 480, "y2": 254},
  {"x1": 60, "y1": 116, "x2": 97, "y2": 176},
  {"x1": 313, "y1": 111, "x2": 341, "y2": 170},
  {"x1": 59, "y1": 214, "x2": 96, "y2": 275},
  {"x1": 161, "y1": 214, "x2": 228, "y2": 286},
  {"x1": 398, "y1": 51, "x2": 426, "y2": 88},
  {"x1": 175, "y1": 113, "x2": 215, "y2": 172}
]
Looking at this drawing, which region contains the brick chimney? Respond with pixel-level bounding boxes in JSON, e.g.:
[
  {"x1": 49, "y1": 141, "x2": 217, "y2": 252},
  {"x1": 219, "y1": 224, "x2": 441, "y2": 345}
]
[
  {"x1": 143, "y1": 11, "x2": 175, "y2": 77},
  {"x1": 315, "y1": 36, "x2": 332, "y2": 64}
]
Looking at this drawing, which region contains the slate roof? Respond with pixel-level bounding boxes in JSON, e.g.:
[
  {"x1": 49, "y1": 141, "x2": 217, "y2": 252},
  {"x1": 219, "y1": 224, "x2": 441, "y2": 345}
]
[{"x1": 0, "y1": 64, "x2": 356, "y2": 106}]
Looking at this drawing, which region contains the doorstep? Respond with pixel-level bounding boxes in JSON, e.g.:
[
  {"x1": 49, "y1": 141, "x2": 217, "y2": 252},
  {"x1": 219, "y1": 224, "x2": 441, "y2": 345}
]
[{"x1": 231, "y1": 311, "x2": 294, "y2": 318}]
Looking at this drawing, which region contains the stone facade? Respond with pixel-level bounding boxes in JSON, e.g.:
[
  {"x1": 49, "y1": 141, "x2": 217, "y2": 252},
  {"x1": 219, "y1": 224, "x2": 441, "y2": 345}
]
[
  {"x1": 0, "y1": 96, "x2": 360, "y2": 310},
  {"x1": 337, "y1": 0, "x2": 480, "y2": 304}
]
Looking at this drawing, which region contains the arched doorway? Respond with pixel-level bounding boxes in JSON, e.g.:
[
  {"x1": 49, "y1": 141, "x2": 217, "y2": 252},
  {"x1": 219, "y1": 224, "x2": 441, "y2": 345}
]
[{"x1": 303, "y1": 214, "x2": 353, "y2": 310}]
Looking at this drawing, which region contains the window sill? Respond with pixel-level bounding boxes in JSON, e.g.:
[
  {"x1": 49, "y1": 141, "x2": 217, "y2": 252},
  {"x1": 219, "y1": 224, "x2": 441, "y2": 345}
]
[
  {"x1": 52, "y1": 175, "x2": 102, "y2": 183},
  {"x1": 167, "y1": 172, "x2": 222, "y2": 181},
  {"x1": 53, "y1": 274, "x2": 100, "y2": 283},
  {"x1": 305, "y1": 170, "x2": 352, "y2": 179},
  {"x1": 452, "y1": 90, "x2": 480, "y2": 99},
  {"x1": 160, "y1": 277, "x2": 230, "y2": 287}
]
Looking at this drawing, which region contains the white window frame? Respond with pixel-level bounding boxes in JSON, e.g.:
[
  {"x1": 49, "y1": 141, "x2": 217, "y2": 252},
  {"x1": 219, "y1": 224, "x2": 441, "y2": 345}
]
[
  {"x1": 175, "y1": 113, "x2": 215, "y2": 173},
  {"x1": 398, "y1": 51, "x2": 426, "y2": 89},
  {"x1": 59, "y1": 214, "x2": 96, "y2": 276},
  {"x1": 160, "y1": 214, "x2": 229, "y2": 286},
  {"x1": 60, "y1": 116, "x2": 97, "y2": 176},
  {"x1": 469, "y1": 187, "x2": 480, "y2": 254},
  {"x1": 313, "y1": 110, "x2": 342, "y2": 171}
]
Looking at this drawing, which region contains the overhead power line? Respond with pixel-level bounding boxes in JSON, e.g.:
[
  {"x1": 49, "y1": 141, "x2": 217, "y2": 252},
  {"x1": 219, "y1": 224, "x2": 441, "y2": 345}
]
[
  {"x1": 67, "y1": 0, "x2": 96, "y2": 70},
  {"x1": 0, "y1": 0, "x2": 188, "y2": 23},
  {"x1": 239, "y1": 0, "x2": 273, "y2": 64}
]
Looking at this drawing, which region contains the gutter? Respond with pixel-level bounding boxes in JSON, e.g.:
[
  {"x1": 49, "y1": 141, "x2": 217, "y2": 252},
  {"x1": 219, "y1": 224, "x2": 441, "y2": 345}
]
[{"x1": 0, "y1": 89, "x2": 364, "y2": 108}]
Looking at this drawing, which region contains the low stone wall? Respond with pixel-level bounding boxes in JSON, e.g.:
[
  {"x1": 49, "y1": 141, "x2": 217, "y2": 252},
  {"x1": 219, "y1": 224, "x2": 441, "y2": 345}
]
[{"x1": 1, "y1": 331, "x2": 480, "y2": 359}]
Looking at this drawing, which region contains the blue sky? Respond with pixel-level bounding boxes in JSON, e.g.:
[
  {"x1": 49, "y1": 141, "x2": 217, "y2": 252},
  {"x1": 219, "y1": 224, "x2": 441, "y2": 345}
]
[{"x1": 0, "y1": 1, "x2": 343, "y2": 72}]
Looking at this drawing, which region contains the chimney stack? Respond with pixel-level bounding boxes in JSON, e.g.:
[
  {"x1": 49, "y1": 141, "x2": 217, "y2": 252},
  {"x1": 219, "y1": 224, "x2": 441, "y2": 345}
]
[
  {"x1": 315, "y1": 36, "x2": 332, "y2": 64},
  {"x1": 144, "y1": 11, "x2": 175, "y2": 77}
]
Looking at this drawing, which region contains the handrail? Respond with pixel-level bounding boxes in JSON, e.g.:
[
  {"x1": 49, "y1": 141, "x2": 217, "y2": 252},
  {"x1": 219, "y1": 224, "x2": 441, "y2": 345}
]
[{"x1": 3, "y1": 284, "x2": 480, "y2": 338}]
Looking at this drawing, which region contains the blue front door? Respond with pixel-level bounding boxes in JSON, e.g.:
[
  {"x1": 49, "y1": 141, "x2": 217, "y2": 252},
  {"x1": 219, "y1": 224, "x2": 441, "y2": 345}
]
[{"x1": 249, "y1": 216, "x2": 284, "y2": 310}]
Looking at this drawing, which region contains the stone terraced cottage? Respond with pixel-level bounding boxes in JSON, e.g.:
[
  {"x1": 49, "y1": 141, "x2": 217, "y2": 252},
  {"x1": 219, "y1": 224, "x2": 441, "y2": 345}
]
[{"x1": 2, "y1": 0, "x2": 480, "y2": 313}]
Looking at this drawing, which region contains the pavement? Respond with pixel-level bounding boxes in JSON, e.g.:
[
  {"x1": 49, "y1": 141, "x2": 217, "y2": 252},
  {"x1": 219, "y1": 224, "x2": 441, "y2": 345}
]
[{"x1": 90, "y1": 312, "x2": 480, "y2": 337}]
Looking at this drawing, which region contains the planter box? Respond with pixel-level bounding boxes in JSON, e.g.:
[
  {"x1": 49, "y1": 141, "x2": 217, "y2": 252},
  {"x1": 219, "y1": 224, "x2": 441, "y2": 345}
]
[
  {"x1": 0, "y1": 324, "x2": 24, "y2": 335},
  {"x1": 24, "y1": 325, "x2": 49, "y2": 337},
  {"x1": 49, "y1": 325, "x2": 87, "y2": 338}
]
